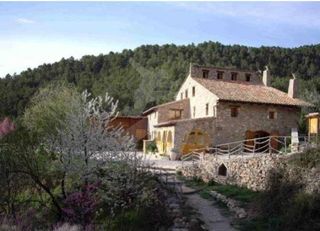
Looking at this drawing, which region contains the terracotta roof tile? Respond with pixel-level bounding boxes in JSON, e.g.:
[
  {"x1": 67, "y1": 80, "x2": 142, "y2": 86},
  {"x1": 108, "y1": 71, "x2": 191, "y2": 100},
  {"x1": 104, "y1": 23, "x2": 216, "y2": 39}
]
[{"x1": 193, "y1": 77, "x2": 312, "y2": 107}]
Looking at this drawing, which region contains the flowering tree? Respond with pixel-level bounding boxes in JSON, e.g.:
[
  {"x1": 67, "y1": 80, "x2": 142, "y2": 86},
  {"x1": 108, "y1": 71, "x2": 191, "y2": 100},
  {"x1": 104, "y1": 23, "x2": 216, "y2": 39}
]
[
  {"x1": 8, "y1": 85, "x2": 151, "y2": 227},
  {"x1": 46, "y1": 90, "x2": 137, "y2": 186}
]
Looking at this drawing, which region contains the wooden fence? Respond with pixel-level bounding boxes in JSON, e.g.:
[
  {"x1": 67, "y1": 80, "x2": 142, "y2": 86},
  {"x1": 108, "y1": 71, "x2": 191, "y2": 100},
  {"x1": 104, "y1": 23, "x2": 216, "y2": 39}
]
[{"x1": 181, "y1": 135, "x2": 311, "y2": 161}]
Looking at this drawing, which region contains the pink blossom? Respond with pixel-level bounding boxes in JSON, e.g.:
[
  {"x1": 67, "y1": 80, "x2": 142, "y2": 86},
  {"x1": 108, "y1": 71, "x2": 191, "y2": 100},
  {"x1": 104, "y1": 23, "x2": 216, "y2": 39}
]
[{"x1": 0, "y1": 117, "x2": 16, "y2": 137}]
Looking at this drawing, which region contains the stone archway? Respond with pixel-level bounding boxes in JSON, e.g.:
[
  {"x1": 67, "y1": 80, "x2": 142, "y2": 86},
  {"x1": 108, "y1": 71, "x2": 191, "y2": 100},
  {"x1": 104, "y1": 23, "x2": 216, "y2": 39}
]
[
  {"x1": 180, "y1": 129, "x2": 210, "y2": 155},
  {"x1": 218, "y1": 164, "x2": 227, "y2": 176},
  {"x1": 245, "y1": 130, "x2": 270, "y2": 153}
]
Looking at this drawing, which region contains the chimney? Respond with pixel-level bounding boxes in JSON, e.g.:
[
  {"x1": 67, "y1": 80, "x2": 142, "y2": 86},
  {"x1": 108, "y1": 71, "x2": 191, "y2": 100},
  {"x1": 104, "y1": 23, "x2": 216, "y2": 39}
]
[
  {"x1": 288, "y1": 74, "x2": 299, "y2": 98},
  {"x1": 262, "y1": 66, "x2": 271, "y2": 86},
  {"x1": 188, "y1": 63, "x2": 193, "y2": 76}
]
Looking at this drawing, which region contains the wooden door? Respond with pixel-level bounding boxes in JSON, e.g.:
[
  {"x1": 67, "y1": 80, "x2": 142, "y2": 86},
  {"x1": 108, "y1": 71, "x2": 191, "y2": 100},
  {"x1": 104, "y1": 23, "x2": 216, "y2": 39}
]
[
  {"x1": 270, "y1": 130, "x2": 279, "y2": 152},
  {"x1": 245, "y1": 130, "x2": 255, "y2": 152}
]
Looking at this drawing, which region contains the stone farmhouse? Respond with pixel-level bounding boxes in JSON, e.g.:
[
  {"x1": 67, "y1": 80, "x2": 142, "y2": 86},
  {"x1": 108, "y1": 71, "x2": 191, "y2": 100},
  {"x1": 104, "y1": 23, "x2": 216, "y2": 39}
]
[{"x1": 143, "y1": 64, "x2": 312, "y2": 155}]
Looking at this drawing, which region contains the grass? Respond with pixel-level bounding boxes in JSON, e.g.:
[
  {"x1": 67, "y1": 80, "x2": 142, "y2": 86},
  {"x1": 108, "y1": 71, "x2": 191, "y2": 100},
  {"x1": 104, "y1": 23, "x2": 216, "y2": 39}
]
[{"x1": 181, "y1": 176, "x2": 260, "y2": 204}]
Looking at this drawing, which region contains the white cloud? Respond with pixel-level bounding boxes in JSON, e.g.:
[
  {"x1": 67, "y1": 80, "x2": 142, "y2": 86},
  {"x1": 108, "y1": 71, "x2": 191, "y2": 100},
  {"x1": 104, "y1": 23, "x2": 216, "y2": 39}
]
[{"x1": 16, "y1": 18, "x2": 35, "y2": 24}]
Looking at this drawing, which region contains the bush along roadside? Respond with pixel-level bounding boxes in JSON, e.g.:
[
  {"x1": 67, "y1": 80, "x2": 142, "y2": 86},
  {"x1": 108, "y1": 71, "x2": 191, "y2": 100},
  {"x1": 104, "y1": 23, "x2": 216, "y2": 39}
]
[{"x1": 236, "y1": 166, "x2": 320, "y2": 231}]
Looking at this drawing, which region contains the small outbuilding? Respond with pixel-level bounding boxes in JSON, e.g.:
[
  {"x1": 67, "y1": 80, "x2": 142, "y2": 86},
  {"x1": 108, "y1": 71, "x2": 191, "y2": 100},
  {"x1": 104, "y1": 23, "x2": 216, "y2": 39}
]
[{"x1": 306, "y1": 112, "x2": 320, "y2": 142}]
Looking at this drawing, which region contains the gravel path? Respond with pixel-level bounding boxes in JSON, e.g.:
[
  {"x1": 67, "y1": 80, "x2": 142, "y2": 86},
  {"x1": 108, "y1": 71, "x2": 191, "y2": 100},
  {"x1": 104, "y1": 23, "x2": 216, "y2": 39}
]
[
  {"x1": 141, "y1": 154, "x2": 236, "y2": 231},
  {"x1": 140, "y1": 153, "x2": 185, "y2": 170},
  {"x1": 182, "y1": 184, "x2": 236, "y2": 231}
]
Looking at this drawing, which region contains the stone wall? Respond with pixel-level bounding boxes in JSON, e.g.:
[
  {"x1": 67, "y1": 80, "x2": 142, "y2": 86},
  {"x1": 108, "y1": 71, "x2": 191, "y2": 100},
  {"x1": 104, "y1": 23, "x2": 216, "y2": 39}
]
[
  {"x1": 174, "y1": 117, "x2": 216, "y2": 151},
  {"x1": 214, "y1": 102, "x2": 300, "y2": 145},
  {"x1": 181, "y1": 153, "x2": 320, "y2": 193},
  {"x1": 182, "y1": 154, "x2": 284, "y2": 191}
]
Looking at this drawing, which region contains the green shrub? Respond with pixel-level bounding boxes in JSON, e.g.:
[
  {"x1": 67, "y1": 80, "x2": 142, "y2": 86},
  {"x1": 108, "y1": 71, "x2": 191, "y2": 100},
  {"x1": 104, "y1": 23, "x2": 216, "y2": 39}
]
[
  {"x1": 289, "y1": 148, "x2": 320, "y2": 168},
  {"x1": 242, "y1": 167, "x2": 320, "y2": 231},
  {"x1": 146, "y1": 140, "x2": 158, "y2": 154}
]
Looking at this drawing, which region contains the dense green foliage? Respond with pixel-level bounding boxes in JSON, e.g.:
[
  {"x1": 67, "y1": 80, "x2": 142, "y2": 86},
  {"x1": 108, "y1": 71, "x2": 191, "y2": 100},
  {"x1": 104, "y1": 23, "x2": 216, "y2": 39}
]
[
  {"x1": 1, "y1": 41, "x2": 320, "y2": 118},
  {"x1": 238, "y1": 151, "x2": 320, "y2": 231},
  {"x1": 288, "y1": 147, "x2": 320, "y2": 168},
  {"x1": 238, "y1": 171, "x2": 320, "y2": 231}
]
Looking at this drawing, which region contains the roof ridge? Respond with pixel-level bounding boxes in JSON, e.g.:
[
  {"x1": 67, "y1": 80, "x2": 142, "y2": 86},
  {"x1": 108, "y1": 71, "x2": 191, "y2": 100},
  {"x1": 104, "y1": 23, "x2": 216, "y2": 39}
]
[{"x1": 193, "y1": 76, "x2": 312, "y2": 107}]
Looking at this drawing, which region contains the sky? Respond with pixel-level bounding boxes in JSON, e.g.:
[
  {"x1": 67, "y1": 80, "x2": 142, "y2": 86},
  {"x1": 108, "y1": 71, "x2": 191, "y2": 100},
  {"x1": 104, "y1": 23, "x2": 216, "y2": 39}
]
[{"x1": 0, "y1": 2, "x2": 320, "y2": 77}]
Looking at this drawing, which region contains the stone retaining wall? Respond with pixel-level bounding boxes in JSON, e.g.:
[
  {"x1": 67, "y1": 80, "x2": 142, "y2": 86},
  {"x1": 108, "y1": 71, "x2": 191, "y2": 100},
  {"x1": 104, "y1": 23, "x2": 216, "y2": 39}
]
[{"x1": 181, "y1": 153, "x2": 319, "y2": 192}]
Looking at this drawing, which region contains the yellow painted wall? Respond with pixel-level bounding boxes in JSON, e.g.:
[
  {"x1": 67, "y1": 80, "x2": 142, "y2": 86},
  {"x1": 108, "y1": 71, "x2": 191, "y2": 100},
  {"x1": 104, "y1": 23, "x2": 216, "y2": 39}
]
[{"x1": 309, "y1": 117, "x2": 318, "y2": 134}]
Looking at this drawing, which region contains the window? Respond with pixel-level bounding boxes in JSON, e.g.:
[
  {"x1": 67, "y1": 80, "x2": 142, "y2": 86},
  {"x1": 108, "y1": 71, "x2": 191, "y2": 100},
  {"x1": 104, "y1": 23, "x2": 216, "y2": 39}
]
[
  {"x1": 245, "y1": 74, "x2": 251, "y2": 82},
  {"x1": 230, "y1": 106, "x2": 239, "y2": 117},
  {"x1": 180, "y1": 92, "x2": 183, "y2": 100},
  {"x1": 169, "y1": 109, "x2": 183, "y2": 120},
  {"x1": 185, "y1": 89, "x2": 188, "y2": 98},
  {"x1": 205, "y1": 103, "x2": 209, "y2": 116},
  {"x1": 213, "y1": 105, "x2": 217, "y2": 117},
  {"x1": 268, "y1": 111, "x2": 276, "y2": 120},
  {"x1": 217, "y1": 71, "x2": 224, "y2": 79},
  {"x1": 193, "y1": 106, "x2": 196, "y2": 118},
  {"x1": 231, "y1": 72, "x2": 238, "y2": 81},
  {"x1": 192, "y1": 86, "x2": 195, "y2": 97},
  {"x1": 202, "y1": 70, "x2": 209, "y2": 79}
]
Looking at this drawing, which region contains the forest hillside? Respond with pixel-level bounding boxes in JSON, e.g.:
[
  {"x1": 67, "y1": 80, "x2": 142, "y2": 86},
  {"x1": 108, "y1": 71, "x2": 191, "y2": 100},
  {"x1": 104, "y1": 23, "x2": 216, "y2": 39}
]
[{"x1": 1, "y1": 41, "x2": 320, "y2": 117}]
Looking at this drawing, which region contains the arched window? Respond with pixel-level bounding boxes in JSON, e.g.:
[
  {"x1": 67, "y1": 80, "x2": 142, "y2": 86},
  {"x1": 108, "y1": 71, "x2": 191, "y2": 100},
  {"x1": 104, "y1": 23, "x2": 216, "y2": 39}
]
[
  {"x1": 218, "y1": 164, "x2": 227, "y2": 176},
  {"x1": 156, "y1": 132, "x2": 161, "y2": 141},
  {"x1": 167, "y1": 131, "x2": 172, "y2": 143}
]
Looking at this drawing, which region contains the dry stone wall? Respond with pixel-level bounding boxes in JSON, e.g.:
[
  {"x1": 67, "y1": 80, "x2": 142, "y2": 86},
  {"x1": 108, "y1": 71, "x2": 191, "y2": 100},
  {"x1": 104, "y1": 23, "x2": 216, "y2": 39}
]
[{"x1": 181, "y1": 153, "x2": 320, "y2": 192}]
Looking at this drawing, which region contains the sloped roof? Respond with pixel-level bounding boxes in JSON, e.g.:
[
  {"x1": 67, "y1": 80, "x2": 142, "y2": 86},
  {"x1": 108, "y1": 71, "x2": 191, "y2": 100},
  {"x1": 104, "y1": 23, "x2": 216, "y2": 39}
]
[
  {"x1": 142, "y1": 98, "x2": 189, "y2": 115},
  {"x1": 193, "y1": 77, "x2": 312, "y2": 107}
]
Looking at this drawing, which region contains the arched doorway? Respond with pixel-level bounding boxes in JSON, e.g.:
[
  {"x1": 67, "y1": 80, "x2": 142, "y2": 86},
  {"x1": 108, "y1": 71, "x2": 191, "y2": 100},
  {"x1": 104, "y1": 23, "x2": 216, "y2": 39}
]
[
  {"x1": 180, "y1": 129, "x2": 210, "y2": 155},
  {"x1": 245, "y1": 130, "x2": 271, "y2": 153},
  {"x1": 254, "y1": 131, "x2": 270, "y2": 152},
  {"x1": 166, "y1": 131, "x2": 173, "y2": 154},
  {"x1": 162, "y1": 131, "x2": 167, "y2": 154},
  {"x1": 156, "y1": 131, "x2": 162, "y2": 153},
  {"x1": 270, "y1": 130, "x2": 280, "y2": 151}
]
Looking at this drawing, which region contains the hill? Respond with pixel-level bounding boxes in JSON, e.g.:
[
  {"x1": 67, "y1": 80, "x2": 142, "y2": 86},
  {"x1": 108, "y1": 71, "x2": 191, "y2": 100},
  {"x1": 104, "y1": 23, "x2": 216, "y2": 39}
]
[{"x1": 1, "y1": 41, "x2": 320, "y2": 117}]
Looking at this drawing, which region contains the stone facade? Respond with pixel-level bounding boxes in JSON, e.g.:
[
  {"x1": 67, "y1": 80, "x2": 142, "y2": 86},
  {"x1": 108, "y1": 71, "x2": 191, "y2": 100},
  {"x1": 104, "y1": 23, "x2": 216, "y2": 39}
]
[
  {"x1": 150, "y1": 100, "x2": 300, "y2": 154},
  {"x1": 214, "y1": 102, "x2": 300, "y2": 145},
  {"x1": 143, "y1": 64, "x2": 308, "y2": 156}
]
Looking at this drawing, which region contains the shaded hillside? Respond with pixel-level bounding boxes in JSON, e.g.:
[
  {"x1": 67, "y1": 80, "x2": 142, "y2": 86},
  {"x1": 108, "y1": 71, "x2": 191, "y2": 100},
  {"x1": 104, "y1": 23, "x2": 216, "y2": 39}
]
[{"x1": 1, "y1": 41, "x2": 320, "y2": 117}]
